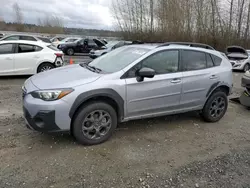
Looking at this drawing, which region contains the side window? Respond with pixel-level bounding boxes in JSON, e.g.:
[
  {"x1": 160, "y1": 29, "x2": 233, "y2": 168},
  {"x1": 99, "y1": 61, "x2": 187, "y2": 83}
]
[
  {"x1": 79, "y1": 40, "x2": 84, "y2": 45},
  {"x1": 211, "y1": 54, "x2": 222, "y2": 66},
  {"x1": 4, "y1": 36, "x2": 19, "y2": 41},
  {"x1": 183, "y1": 50, "x2": 206, "y2": 71},
  {"x1": 206, "y1": 53, "x2": 214, "y2": 68},
  {"x1": 127, "y1": 50, "x2": 179, "y2": 77},
  {"x1": 18, "y1": 44, "x2": 36, "y2": 53},
  {"x1": 0, "y1": 44, "x2": 14, "y2": 54},
  {"x1": 20, "y1": 36, "x2": 36, "y2": 41},
  {"x1": 35, "y1": 46, "x2": 43, "y2": 52},
  {"x1": 142, "y1": 50, "x2": 179, "y2": 74}
]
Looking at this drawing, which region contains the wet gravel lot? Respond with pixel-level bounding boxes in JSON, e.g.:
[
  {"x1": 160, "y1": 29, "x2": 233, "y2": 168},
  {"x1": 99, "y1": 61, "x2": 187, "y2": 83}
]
[{"x1": 0, "y1": 70, "x2": 249, "y2": 188}]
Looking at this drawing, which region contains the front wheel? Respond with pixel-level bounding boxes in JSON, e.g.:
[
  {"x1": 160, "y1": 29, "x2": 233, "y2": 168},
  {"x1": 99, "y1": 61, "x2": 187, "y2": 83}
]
[
  {"x1": 72, "y1": 102, "x2": 117, "y2": 145},
  {"x1": 37, "y1": 63, "x2": 55, "y2": 73},
  {"x1": 201, "y1": 91, "x2": 228, "y2": 122}
]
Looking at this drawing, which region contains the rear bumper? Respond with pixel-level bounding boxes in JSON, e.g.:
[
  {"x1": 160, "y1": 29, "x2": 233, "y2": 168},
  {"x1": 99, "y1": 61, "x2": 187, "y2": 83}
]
[{"x1": 240, "y1": 90, "x2": 250, "y2": 107}]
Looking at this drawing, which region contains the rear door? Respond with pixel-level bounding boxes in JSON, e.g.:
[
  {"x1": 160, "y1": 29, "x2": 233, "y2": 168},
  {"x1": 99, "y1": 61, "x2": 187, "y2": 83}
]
[
  {"x1": 180, "y1": 50, "x2": 220, "y2": 109},
  {"x1": 0, "y1": 43, "x2": 15, "y2": 75},
  {"x1": 14, "y1": 44, "x2": 43, "y2": 74}
]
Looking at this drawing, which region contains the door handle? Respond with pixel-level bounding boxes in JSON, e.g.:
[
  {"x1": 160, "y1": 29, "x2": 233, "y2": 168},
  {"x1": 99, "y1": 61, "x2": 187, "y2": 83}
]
[
  {"x1": 33, "y1": 56, "x2": 40, "y2": 58},
  {"x1": 5, "y1": 57, "x2": 12, "y2": 60},
  {"x1": 210, "y1": 75, "x2": 218, "y2": 79},
  {"x1": 171, "y1": 78, "x2": 181, "y2": 84}
]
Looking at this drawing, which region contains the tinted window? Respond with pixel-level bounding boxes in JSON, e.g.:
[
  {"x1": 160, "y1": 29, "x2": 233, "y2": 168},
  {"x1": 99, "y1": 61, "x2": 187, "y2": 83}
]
[
  {"x1": 4, "y1": 36, "x2": 19, "y2": 41},
  {"x1": 18, "y1": 44, "x2": 36, "y2": 53},
  {"x1": 38, "y1": 37, "x2": 51, "y2": 43},
  {"x1": 20, "y1": 36, "x2": 37, "y2": 41},
  {"x1": 141, "y1": 50, "x2": 179, "y2": 74},
  {"x1": 0, "y1": 44, "x2": 14, "y2": 54},
  {"x1": 48, "y1": 45, "x2": 60, "y2": 51},
  {"x1": 211, "y1": 55, "x2": 222, "y2": 66},
  {"x1": 35, "y1": 46, "x2": 43, "y2": 51},
  {"x1": 183, "y1": 50, "x2": 206, "y2": 71},
  {"x1": 206, "y1": 53, "x2": 214, "y2": 68}
]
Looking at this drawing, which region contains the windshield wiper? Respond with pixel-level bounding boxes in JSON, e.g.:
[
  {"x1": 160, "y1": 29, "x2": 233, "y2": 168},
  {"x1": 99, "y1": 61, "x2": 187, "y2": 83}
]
[{"x1": 80, "y1": 63, "x2": 102, "y2": 73}]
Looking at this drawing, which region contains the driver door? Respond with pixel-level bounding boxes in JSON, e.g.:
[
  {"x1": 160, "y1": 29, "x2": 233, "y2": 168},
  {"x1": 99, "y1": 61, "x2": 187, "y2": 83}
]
[{"x1": 125, "y1": 50, "x2": 183, "y2": 119}]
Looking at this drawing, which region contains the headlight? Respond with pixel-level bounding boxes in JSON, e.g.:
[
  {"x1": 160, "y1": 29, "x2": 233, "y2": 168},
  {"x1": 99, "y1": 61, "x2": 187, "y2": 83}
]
[{"x1": 31, "y1": 89, "x2": 74, "y2": 101}]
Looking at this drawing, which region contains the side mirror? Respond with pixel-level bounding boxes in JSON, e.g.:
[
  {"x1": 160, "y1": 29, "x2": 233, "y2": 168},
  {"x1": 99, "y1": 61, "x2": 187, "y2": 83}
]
[{"x1": 136, "y1": 67, "x2": 155, "y2": 82}]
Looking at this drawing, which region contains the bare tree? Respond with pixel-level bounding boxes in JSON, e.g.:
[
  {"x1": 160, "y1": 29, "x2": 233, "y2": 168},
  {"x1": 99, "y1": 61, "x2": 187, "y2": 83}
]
[{"x1": 13, "y1": 3, "x2": 23, "y2": 24}]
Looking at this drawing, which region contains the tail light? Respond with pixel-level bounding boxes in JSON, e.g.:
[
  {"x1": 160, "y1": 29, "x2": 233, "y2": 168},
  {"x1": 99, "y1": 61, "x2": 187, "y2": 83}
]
[{"x1": 55, "y1": 53, "x2": 63, "y2": 57}]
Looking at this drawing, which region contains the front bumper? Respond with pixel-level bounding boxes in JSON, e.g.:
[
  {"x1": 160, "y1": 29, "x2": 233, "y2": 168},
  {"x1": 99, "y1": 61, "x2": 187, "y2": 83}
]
[
  {"x1": 231, "y1": 62, "x2": 244, "y2": 70},
  {"x1": 23, "y1": 108, "x2": 60, "y2": 132},
  {"x1": 22, "y1": 88, "x2": 72, "y2": 132},
  {"x1": 89, "y1": 53, "x2": 99, "y2": 59}
]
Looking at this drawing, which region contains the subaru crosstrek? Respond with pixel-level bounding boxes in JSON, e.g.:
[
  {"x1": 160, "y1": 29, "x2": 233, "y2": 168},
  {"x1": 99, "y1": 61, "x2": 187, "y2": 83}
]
[{"x1": 22, "y1": 43, "x2": 233, "y2": 145}]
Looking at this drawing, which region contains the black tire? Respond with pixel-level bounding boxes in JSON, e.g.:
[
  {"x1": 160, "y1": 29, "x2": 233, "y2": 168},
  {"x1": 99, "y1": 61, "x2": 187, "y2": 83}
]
[
  {"x1": 37, "y1": 63, "x2": 55, "y2": 73},
  {"x1": 72, "y1": 102, "x2": 117, "y2": 145},
  {"x1": 67, "y1": 48, "x2": 74, "y2": 56},
  {"x1": 201, "y1": 91, "x2": 228, "y2": 122},
  {"x1": 244, "y1": 63, "x2": 250, "y2": 72}
]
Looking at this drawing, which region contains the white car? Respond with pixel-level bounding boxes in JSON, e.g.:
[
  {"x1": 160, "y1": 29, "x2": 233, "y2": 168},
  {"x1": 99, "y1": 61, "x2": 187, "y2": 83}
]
[
  {"x1": 89, "y1": 40, "x2": 132, "y2": 59},
  {"x1": 0, "y1": 34, "x2": 51, "y2": 44},
  {"x1": 52, "y1": 37, "x2": 81, "y2": 48},
  {"x1": 0, "y1": 40, "x2": 64, "y2": 76},
  {"x1": 226, "y1": 46, "x2": 250, "y2": 72}
]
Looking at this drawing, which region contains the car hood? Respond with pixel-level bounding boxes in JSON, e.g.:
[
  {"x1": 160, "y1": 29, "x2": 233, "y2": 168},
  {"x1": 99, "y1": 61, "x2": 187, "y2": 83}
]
[
  {"x1": 226, "y1": 46, "x2": 248, "y2": 59},
  {"x1": 30, "y1": 64, "x2": 101, "y2": 89},
  {"x1": 93, "y1": 39, "x2": 106, "y2": 47}
]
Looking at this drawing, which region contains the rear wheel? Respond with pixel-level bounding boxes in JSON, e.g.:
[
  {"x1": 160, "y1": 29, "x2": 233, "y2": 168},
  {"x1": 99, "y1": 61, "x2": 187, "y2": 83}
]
[
  {"x1": 201, "y1": 91, "x2": 228, "y2": 122},
  {"x1": 37, "y1": 63, "x2": 55, "y2": 73},
  {"x1": 72, "y1": 102, "x2": 117, "y2": 145},
  {"x1": 244, "y1": 63, "x2": 250, "y2": 72},
  {"x1": 67, "y1": 48, "x2": 74, "y2": 56}
]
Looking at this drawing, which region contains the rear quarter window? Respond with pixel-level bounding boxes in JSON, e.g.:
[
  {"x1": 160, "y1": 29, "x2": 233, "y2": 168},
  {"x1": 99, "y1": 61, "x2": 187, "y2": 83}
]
[
  {"x1": 211, "y1": 54, "x2": 222, "y2": 66},
  {"x1": 47, "y1": 45, "x2": 60, "y2": 51}
]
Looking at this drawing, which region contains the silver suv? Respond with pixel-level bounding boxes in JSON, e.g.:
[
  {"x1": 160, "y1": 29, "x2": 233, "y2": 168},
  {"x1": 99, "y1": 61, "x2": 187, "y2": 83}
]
[{"x1": 22, "y1": 43, "x2": 233, "y2": 145}]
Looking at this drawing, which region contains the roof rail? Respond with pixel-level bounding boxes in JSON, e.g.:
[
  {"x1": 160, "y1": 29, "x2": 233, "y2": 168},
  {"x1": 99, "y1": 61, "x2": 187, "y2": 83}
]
[{"x1": 157, "y1": 42, "x2": 215, "y2": 50}]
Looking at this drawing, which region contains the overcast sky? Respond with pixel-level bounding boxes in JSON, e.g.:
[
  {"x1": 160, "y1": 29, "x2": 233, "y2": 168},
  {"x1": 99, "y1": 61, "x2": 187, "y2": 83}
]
[{"x1": 0, "y1": 0, "x2": 114, "y2": 30}]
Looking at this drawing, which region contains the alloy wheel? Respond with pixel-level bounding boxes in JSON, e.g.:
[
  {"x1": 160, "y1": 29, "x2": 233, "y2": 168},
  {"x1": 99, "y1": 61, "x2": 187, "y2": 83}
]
[
  {"x1": 82, "y1": 110, "x2": 112, "y2": 140},
  {"x1": 209, "y1": 96, "x2": 226, "y2": 118}
]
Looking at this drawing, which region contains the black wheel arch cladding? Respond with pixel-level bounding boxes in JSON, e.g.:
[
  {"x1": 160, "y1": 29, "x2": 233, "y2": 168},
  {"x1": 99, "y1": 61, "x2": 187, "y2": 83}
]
[
  {"x1": 206, "y1": 82, "x2": 230, "y2": 98},
  {"x1": 69, "y1": 89, "x2": 124, "y2": 121}
]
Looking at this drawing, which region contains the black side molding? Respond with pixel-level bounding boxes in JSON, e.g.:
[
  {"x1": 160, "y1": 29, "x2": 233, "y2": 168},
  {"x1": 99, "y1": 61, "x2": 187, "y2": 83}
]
[{"x1": 69, "y1": 89, "x2": 124, "y2": 121}]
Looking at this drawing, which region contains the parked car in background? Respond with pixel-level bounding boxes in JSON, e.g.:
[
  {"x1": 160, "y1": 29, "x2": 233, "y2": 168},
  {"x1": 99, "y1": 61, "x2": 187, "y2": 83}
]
[
  {"x1": 0, "y1": 33, "x2": 5, "y2": 39},
  {"x1": 22, "y1": 42, "x2": 232, "y2": 145},
  {"x1": 0, "y1": 40, "x2": 64, "y2": 76},
  {"x1": 0, "y1": 34, "x2": 50, "y2": 43},
  {"x1": 52, "y1": 37, "x2": 81, "y2": 48},
  {"x1": 89, "y1": 40, "x2": 132, "y2": 58},
  {"x1": 50, "y1": 36, "x2": 65, "y2": 43},
  {"x1": 226, "y1": 46, "x2": 250, "y2": 72},
  {"x1": 59, "y1": 38, "x2": 106, "y2": 55}
]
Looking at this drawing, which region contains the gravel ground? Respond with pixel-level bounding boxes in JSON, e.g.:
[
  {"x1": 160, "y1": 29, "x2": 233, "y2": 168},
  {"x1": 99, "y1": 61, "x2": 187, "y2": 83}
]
[{"x1": 0, "y1": 72, "x2": 250, "y2": 188}]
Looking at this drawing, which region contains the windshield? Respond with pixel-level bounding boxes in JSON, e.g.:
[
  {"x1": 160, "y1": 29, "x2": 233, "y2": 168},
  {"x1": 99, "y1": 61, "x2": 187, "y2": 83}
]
[
  {"x1": 89, "y1": 46, "x2": 149, "y2": 73},
  {"x1": 105, "y1": 41, "x2": 120, "y2": 48}
]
